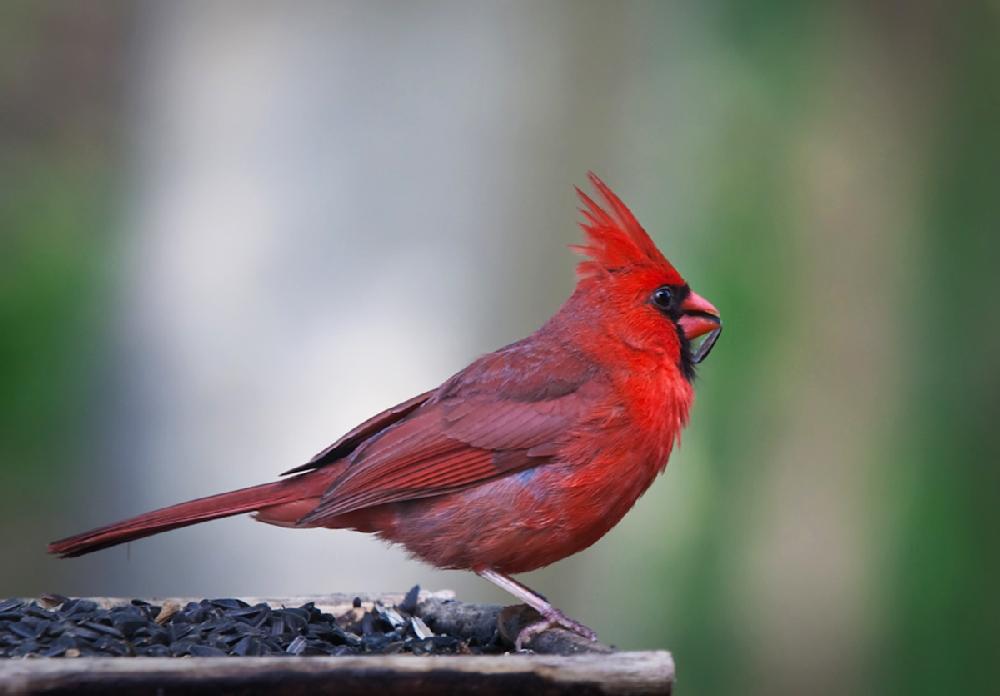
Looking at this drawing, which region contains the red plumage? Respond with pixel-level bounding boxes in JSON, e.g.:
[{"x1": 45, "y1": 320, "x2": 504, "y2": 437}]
[
  {"x1": 573, "y1": 173, "x2": 681, "y2": 280},
  {"x1": 49, "y1": 173, "x2": 721, "y2": 646}
]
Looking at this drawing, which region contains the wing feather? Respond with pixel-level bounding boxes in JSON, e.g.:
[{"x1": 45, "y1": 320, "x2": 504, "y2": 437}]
[
  {"x1": 282, "y1": 389, "x2": 434, "y2": 475},
  {"x1": 296, "y1": 342, "x2": 606, "y2": 525}
]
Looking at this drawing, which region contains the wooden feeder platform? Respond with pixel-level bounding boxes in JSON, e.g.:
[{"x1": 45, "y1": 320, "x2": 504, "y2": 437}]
[{"x1": 0, "y1": 591, "x2": 674, "y2": 695}]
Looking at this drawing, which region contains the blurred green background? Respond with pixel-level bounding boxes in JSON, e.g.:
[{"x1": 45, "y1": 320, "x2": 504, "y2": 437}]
[{"x1": 1, "y1": 1, "x2": 997, "y2": 694}]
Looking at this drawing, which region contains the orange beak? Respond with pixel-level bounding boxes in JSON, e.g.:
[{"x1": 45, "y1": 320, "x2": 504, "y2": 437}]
[{"x1": 677, "y1": 291, "x2": 722, "y2": 364}]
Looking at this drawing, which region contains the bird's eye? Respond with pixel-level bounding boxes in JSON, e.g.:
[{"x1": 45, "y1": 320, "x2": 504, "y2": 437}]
[{"x1": 651, "y1": 286, "x2": 674, "y2": 311}]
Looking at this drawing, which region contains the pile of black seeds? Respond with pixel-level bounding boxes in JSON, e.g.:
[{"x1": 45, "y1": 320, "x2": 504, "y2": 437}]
[{"x1": 0, "y1": 587, "x2": 504, "y2": 658}]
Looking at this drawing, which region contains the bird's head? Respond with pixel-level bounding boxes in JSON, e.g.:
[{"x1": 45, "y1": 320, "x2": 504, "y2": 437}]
[{"x1": 570, "y1": 173, "x2": 722, "y2": 381}]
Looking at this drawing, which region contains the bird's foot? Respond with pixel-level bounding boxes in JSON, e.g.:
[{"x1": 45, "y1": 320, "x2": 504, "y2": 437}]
[
  {"x1": 475, "y1": 569, "x2": 599, "y2": 651},
  {"x1": 514, "y1": 609, "x2": 598, "y2": 651}
]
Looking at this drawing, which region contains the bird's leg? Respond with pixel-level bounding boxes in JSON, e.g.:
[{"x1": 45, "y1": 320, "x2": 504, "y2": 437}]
[{"x1": 477, "y1": 568, "x2": 598, "y2": 650}]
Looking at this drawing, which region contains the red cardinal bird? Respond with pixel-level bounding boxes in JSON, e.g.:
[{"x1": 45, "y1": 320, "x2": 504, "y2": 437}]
[{"x1": 50, "y1": 174, "x2": 721, "y2": 648}]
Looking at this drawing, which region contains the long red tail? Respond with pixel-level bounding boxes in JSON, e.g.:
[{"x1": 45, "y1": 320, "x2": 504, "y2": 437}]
[{"x1": 48, "y1": 471, "x2": 331, "y2": 558}]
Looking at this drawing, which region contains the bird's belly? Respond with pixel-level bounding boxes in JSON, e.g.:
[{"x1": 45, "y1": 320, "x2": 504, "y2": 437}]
[{"x1": 349, "y1": 455, "x2": 663, "y2": 574}]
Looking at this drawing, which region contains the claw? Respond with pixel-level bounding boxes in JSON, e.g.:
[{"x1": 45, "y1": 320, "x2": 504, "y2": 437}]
[{"x1": 514, "y1": 610, "x2": 598, "y2": 651}]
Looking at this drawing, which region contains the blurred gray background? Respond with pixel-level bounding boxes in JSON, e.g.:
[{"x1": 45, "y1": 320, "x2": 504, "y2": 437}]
[{"x1": 2, "y1": 2, "x2": 997, "y2": 694}]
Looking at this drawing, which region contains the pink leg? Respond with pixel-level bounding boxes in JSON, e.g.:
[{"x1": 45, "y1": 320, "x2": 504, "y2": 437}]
[{"x1": 477, "y1": 569, "x2": 598, "y2": 650}]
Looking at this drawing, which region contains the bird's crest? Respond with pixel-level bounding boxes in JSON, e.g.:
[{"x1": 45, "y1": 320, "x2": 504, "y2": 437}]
[{"x1": 572, "y1": 173, "x2": 681, "y2": 282}]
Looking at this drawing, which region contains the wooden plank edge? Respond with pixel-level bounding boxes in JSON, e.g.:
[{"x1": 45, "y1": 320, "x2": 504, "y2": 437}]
[{"x1": 0, "y1": 652, "x2": 674, "y2": 696}]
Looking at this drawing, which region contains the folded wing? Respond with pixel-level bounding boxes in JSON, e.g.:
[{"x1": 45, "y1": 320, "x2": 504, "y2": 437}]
[{"x1": 297, "y1": 343, "x2": 603, "y2": 525}]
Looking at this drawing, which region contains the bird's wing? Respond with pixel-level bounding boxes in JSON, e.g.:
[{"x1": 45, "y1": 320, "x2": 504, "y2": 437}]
[
  {"x1": 296, "y1": 343, "x2": 603, "y2": 525},
  {"x1": 281, "y1": 389, "x2": 435, "y2": 475}
]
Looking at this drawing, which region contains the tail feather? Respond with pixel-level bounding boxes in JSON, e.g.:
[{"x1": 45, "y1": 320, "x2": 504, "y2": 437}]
[{"x1": 48, "y1": 472, "x2": 329, "y2": 558}]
